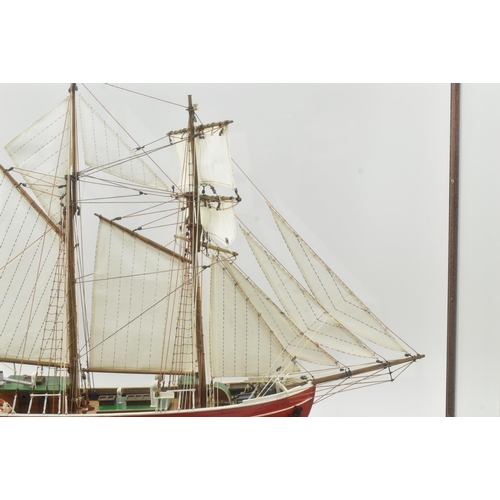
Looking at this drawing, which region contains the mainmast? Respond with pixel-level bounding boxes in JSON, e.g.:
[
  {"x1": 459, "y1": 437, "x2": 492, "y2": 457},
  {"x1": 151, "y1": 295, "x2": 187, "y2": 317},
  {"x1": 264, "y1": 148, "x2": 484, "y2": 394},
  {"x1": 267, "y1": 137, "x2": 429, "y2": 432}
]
[
  {"x1": 66, "y1": 83, "x2": 80, "y2": 412},
  {"x1": 187, "y1": 95, "x2": 207, "y2": 408}
]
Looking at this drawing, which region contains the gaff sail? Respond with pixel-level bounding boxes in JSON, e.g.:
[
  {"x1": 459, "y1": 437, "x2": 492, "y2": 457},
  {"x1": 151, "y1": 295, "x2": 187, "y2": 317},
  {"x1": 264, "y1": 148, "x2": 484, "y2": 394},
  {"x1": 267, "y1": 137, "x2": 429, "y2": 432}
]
[
  {"x1": 0, "y1": 168, "x2": 68, "y2": 367},
  {"x1": 89, "y1": 216, "x2": 194, "y2": 374}
]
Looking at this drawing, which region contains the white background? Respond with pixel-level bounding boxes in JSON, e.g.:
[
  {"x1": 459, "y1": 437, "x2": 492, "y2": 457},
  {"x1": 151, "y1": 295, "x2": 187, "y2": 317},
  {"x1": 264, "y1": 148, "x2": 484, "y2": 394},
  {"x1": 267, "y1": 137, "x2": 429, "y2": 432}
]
[{"x1": 456, "y1": 84, "x2": 500, "y2": 416}]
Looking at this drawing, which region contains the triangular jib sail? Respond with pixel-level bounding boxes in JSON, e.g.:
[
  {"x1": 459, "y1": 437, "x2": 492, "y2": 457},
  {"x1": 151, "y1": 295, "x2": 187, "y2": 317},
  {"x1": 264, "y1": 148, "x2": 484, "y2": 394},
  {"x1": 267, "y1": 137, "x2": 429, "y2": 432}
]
[
  {"x1": 241, "y1": 226, "x2": 379, "y2": 358},
  {"x1": 213, "y1": 258, "x2": 339, "y2": 373},
  {"x1": 209, "y1": 259, "x2": 303, "y2": 378},
  {"x1": 269, "y1": 203, "x2": 406, "y2": 353}
]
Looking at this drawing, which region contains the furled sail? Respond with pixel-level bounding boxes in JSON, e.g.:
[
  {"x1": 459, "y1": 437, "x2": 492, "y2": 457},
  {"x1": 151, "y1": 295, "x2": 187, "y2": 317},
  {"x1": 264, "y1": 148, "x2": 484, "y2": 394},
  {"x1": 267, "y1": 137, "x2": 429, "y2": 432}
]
[
  {"x1": 79, "y1": 96, "x2": 168, "y2": 190},
  {"x1": 241, "y1": 228, "x2": 378, "y2": 358},
  {"x1": 0, "y1": 168, "x2": 68, "y2": 366},
  {"x1": 4, "y1": 97, "x2": 70, "y2": 225},
  {"x1": 219, "y1": 260, "x2": 339, "y2": 368},
  {"x1": 269, "y1": 204, "x2": 406, "y2": 352},
  {"x1": 89, "y1": 217, "x2": 194, "y2": 373}
]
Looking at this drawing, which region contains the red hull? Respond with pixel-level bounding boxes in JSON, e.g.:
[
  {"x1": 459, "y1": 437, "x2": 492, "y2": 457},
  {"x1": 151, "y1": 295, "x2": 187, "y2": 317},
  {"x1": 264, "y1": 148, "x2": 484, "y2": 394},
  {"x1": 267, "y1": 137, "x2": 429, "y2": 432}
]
[
  {"x1": 2, "y1": 384, "x2": 315, "y2": 417},
  {"x1": 115, "y1": 385, "x2": 316, "y2": 417},
  {"x1": 94, "y1": 383, "x2": 316, "y2": 417}
]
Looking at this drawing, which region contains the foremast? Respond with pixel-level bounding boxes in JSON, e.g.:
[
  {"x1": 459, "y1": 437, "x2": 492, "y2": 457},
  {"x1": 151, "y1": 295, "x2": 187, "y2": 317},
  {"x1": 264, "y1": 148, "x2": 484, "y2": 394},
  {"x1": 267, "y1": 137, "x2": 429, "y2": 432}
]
[
  {"x1": 187, "y1": 96, "x2": 206, "y2": 408},
  {"x1": 169, "y1": 98, "x2": 236, "y2": 407},
  {"x1": 66, "y1": 83, "x2": 80, "y2": 412}
]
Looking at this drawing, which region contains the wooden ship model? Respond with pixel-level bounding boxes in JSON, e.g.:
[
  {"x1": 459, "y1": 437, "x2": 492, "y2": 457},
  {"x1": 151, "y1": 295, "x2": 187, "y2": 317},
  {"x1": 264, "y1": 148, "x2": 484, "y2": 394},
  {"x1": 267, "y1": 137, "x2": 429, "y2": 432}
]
[{"x1": 0, "y1": 84, "x2": 423, "y2": 417}]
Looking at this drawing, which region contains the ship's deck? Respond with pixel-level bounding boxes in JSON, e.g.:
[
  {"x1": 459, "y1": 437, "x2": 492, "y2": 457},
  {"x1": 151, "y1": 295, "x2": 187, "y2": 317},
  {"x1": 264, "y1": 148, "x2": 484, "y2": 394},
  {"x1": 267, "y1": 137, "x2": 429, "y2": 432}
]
[{"x1": 0, "y1": 374, "x2": 70, "y2": 392}]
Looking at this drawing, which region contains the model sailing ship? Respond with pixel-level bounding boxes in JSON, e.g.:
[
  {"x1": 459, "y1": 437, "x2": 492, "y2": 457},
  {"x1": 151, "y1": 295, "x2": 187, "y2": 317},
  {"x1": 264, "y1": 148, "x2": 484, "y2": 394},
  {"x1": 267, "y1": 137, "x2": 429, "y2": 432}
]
[{"x1": 0, "y1": 84, "x2": 424, "y2": 417}]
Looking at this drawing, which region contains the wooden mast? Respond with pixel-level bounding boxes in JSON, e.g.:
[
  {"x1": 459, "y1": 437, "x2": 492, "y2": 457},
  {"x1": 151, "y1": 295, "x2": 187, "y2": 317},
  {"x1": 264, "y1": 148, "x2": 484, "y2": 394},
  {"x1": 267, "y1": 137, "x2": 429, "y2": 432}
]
[
  {"x1": 446, "y1": 83, "x2": 460, "y2": 417},
  {"x1": 66, "y1": 83, "x2": 80, "y2": 412},
  {"x1": 187, "y1": 95, "x2": 207, "y2": 408}
]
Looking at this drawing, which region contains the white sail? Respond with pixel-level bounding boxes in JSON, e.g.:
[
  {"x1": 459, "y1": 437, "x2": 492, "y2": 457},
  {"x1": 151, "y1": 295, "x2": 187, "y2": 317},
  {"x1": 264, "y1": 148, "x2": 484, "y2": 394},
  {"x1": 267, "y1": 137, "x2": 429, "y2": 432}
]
[
  {"x1": 79, "y1": 95, "x2": 168, "y2": 190},
  {"x1": 195, "y1": 125, "x2": 234, "y2": 188},
  {"x1": 242, "y1": 228, "x2": 378, "y2": 358},
  {"x1": 89, "y1": 217, "x2": 193, "y2": 373},
  {"x1": 173, "y1": 123, "x2": 237, "y2": 247},
  {"x1": 200, "y1": 201, "x2": 236, "y2": 247},
  {"x1": 209, "y1": 259, "x2": 301, "y2": 378},
  {"x1": 0, "y1": 170, "x2": 68, "y2": 366},
  {"x1": 4, "y1": 97, "x2": 70, "y2": 225},
  {"x1": 220, "y1": 260, "x2": 339, "y2": 367},
  {"x1": 269, "y1": 205, "x2": 406, "y2": 352},
  {"x1": 173, "y1": 124, "x2": 234, "y2": 191}
]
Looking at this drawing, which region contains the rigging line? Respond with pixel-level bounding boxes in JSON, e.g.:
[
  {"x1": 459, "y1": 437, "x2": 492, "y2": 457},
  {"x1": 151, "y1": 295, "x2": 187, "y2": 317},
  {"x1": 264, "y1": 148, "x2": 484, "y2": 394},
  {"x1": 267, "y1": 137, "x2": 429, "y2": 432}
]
[
  {"x1": 79, "y1": 174, "x2": 174, "y2": 197},
  {"x1": 104, "y1": 83, "x2": 186, "y2": 108},
  {"x1": 11, "y1": 176, "x2": 65, "y2": 190},
  {"x1": 313, "y1": 369, "x2": 378, "y2": 403},
  {"x1": 0, "y1": 228, "x2": 55, "y2": 272},
  {"x1": 105, "y1": 210, "x2": 182, "y2": 232},
  {"x1": 80, "y1": 190, "x2": 174, "y2": 202},
  {"x1": 13, "y1": 165, "x2": 65, "y2": 178},
  {"x1": 20, "y1": 185, "x2": 62, "y2": 197},
  {"x1": 134, "y1": 223, "x2": 180, "y2": 233},
  {"x1": 315, "y1": 370, "x2": 397, "y2": 403},
  {"x1": 233, "y1": 158, "x2": 268, "y2": 203},
  {"x1": 0, "y1": 362, "x2": 16, "y2": 373},
  {"x1": 314, "y1": 359, "x2": 413, "y2": 397},
  {"x1": 133, "y1": 218, "x2": 179, "y2": 231},
  {"x1": 78, "y1": 141, "x2": 174, "y2": 177},
  {"x1": 136, "y1": 134, "x2": 172, "y2": 150},
  {"x1": 79, "y1": 200, "x2": 174, "y2": 206},
  {"x1": 118, "y1": 200, "x2": 178, "y2": 218},
  {"x1": 119, "y1": 207, "x2": 180, "y2": 218},
  {"x1": 78, "y1": 266, "x2": 186, "y2": 284},
  {"x1": 81, "y1": 83, "x2": 175, "y2": 186},
  {"x1": 81, "y1": 193, "x2": 149, "y2": 202}
]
